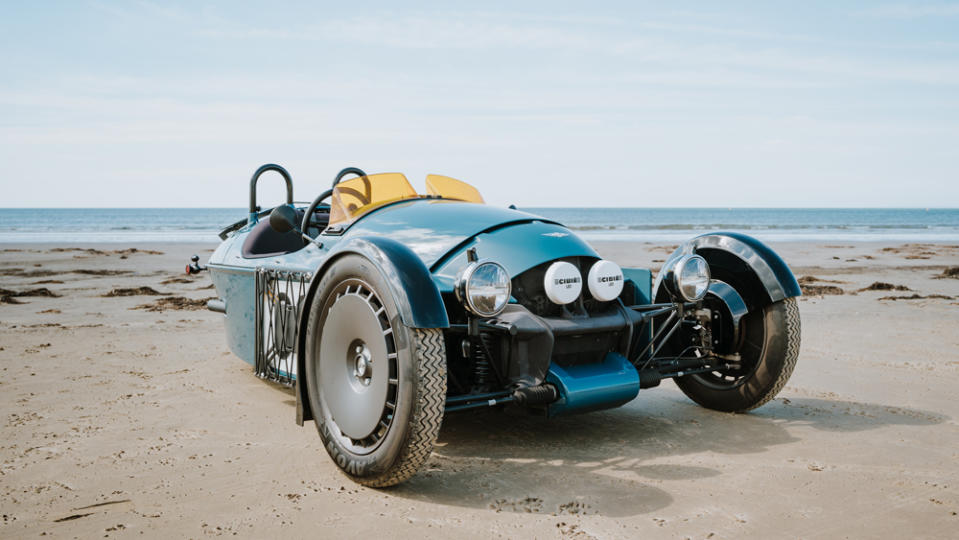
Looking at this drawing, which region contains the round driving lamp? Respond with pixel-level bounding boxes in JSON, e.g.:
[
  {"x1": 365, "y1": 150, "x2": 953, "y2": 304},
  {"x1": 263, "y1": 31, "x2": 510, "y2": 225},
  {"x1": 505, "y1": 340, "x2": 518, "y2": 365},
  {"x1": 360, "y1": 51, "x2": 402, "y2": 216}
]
[
  {"x1": 669, "y1": 254, "x2": 711, "y2": 302},
  {"x1": 455, "y1": 260, "x2": 511, "y2": 317}
]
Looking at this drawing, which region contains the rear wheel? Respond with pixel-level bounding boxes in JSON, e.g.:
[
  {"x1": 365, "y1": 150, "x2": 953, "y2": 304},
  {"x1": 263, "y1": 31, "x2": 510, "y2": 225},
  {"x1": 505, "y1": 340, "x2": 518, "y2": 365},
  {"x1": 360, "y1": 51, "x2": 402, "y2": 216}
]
[
  {"x1": 676, "y1": 297, "x2": 800, "y2": 412},
  {"x1": 304, "y1": 255, "x2": 446, "y2": 486}
]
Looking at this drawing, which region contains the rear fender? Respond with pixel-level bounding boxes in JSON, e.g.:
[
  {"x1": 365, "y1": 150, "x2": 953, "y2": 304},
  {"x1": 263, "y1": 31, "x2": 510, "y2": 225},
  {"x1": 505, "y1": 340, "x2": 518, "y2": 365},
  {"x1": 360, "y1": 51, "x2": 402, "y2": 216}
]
[
  {"x1": 294, "y1": 236, "x2": 449, "y2": 425},
  {"x1": 654, "y1": 232, "x2": 801, "y2": 310}
]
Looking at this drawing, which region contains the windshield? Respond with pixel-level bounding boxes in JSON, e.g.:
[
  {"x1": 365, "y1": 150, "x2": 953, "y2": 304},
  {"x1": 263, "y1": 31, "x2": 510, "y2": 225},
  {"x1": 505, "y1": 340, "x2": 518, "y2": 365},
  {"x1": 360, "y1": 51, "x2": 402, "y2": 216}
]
[
  {"x1": 329, "y1": 173, "x2": 418, "y2": 226},
  {"x1": 327, "y1": 173, "x2": 485, "y2": 227},
  {"x1": 425, "y1": 174, "x2": 485, "y2": 203}
]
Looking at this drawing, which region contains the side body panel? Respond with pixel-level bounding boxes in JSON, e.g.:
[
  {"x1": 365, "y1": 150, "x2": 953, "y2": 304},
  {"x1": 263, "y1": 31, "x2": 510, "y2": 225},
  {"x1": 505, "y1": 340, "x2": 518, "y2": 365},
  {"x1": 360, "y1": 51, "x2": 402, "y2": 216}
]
[
  {"x1": 207, "y1": 265, "x2": 256, "y2": 365},
  {"x1": 207, "y1": 233, "x2": 329, "y2": 365}
]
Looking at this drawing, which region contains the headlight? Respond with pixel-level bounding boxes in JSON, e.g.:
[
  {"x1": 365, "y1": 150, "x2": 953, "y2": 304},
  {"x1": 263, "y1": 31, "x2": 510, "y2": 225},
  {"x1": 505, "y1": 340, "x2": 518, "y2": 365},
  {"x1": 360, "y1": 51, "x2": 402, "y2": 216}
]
[
  {"x1": 670, "y1": 254, "x2": 711, "y2": 302},
  {"x1": 455, "y1": 260, "x2": 511, "y2": 317}
]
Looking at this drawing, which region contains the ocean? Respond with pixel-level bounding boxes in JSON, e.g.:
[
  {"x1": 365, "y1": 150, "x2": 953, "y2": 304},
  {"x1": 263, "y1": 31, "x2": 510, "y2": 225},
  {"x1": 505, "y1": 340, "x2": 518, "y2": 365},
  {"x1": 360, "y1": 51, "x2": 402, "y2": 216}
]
[{"x1": 0, "y1": 207, "x2": 956, "y2": 243}]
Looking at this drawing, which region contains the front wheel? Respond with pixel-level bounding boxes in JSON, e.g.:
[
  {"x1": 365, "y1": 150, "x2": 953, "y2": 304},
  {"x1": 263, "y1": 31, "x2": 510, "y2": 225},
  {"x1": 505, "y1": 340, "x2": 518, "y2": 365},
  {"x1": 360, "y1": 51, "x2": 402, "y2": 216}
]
[
  {"x1": 676, "y1": 297, "x2": 801, "y2": 412},
  {"x1": 304, "y1": 255, "x2": 446, "y2": 487}
]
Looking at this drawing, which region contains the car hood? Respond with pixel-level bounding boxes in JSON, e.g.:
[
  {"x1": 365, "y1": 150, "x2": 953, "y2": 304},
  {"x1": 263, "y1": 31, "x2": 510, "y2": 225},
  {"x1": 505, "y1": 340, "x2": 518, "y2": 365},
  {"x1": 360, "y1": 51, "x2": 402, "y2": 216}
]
[
  {"x1": 341, "y1": 199, "x2": 599, "y2": 288},
  {"x1": 340, "y1": 199, "x2": 543, "y2": 264}
]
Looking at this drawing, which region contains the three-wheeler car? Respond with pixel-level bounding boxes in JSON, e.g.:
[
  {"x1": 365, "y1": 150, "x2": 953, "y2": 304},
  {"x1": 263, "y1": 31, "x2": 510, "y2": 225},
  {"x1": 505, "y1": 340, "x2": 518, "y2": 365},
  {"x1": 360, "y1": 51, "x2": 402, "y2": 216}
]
[{"x1": 198, "y1": 164, "x2": 801, "y2": 486}]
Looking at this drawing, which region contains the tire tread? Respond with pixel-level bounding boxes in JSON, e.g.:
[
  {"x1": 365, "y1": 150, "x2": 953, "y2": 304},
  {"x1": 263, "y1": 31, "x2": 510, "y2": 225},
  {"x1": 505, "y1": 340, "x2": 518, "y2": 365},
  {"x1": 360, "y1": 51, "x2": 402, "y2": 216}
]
[
  {"x1": 676, "y1": 296, "x2": 801, "y2": 412},
  {"x1": 355, "y1": 328, "x2": 446, "y2": 487},
  {"x1": 738, "y1": 296, "x2": 800, "y2": 411}
]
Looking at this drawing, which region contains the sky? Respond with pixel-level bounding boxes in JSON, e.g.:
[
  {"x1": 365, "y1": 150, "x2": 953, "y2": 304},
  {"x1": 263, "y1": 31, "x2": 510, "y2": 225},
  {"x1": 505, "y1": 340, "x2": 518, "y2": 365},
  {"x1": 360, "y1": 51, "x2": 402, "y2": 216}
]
[{"x1": 1, "y1": 1, "x2": 958, "y2": 208}]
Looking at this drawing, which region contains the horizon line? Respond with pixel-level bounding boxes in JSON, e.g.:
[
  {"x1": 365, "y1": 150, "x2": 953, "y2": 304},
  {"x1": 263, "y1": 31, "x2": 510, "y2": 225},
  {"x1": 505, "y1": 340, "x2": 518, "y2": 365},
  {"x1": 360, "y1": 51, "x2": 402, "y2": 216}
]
[{"x1": 1, "y1": 206, "x2": 957, "y2": 211}]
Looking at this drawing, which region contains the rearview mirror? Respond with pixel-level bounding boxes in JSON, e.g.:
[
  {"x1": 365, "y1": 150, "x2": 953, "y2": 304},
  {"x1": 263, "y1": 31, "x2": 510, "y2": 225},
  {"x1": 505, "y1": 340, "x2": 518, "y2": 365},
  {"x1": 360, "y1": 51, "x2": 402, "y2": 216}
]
[{"x1": 269, "y1": 205, "x2": 298, "y2": 234}]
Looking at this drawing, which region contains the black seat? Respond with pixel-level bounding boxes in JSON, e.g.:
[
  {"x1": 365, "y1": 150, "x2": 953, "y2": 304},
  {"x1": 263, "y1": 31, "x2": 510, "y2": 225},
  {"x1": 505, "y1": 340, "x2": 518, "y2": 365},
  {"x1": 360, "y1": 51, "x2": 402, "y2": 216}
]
[
  {"x1": 241, "y1": 218, "x2": 304, "y2": 259},
  {"x1": 241, "y1": 208, "x2": 331, "y2": 259}
]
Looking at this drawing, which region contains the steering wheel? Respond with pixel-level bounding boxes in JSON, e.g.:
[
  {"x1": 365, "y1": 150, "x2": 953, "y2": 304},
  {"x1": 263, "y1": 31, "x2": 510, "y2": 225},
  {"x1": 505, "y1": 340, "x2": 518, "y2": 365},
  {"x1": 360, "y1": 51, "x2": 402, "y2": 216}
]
[{"x1": 301, "y1": 167, "x2": 367, "y2": 234}]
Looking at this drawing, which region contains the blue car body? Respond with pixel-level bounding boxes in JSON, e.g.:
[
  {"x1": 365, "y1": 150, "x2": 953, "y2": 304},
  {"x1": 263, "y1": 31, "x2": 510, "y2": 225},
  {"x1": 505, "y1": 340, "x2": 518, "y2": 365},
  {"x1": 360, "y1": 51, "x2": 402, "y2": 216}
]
[
  {"x1": 208, "y1": 196, "x2": 653, "y2": 416},
  {"x1": 203, "y1": 164, "x2": 799, "y2": 426},
  {"x1": 200, "y1": 164, "x2": 804, "y2": 486}
]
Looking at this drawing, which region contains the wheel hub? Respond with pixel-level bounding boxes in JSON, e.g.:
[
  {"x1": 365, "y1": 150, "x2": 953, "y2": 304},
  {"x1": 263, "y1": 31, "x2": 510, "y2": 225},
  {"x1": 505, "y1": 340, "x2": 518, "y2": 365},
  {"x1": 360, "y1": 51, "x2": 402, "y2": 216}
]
[
  {"x1": 318, "y1": 290, "x2": 391, "y2": 441},
  {"x1": 352, "y1": 343, "x2": 372, "y2": 384}
]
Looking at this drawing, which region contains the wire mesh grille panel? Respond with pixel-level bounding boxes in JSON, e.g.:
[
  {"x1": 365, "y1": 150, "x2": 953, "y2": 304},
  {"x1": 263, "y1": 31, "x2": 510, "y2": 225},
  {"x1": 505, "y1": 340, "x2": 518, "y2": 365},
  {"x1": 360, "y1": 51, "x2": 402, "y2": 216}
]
[{"x1": 254, "y1": 269, "x2": 310, "y2": 385}]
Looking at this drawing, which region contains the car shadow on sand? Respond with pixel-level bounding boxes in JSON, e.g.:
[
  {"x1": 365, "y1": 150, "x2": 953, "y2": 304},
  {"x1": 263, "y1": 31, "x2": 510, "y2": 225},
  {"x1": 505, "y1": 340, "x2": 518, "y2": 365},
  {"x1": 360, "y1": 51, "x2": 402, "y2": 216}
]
[{"x1": 388, "y1": 391, "x2": 947, "y2": 517}]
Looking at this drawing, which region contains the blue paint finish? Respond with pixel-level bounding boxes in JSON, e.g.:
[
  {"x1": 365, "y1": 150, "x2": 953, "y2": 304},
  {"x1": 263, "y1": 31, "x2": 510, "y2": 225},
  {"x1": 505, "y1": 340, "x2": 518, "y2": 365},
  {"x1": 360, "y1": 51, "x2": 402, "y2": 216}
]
[
  {"x1": 207, "y1": 232, "x2": 333, "y2": 365},
  {"x1": 546, "y1": 352, "x2": 641, "y2": 417},
  {"x1": 206, "y1": 201, "x2": 619, "y2": 364},
  {"x1": 306, "y1": 236, "x2": 450, "y2": 329},
  {"x1": 622, "y1": 267, "x2": 652, "y2": 305},
  {"x1": 333, "y1": 199, "x2": 560, "y2": 268},
  {"x1": 206, "y1": 233, "x2": 257, "y2": 364},
  {"x1": 198, "y1": 180, "x2": 808, "y2": 432},
  {"x1": 622, "y1": 267, "x2": 654, "y2": 352},
  {"x1": 207, "y1": 264, "x2": 257, "y2": 365},
  {"x1": 432, "y1": 221, "x2": 600, "y2": 292}
]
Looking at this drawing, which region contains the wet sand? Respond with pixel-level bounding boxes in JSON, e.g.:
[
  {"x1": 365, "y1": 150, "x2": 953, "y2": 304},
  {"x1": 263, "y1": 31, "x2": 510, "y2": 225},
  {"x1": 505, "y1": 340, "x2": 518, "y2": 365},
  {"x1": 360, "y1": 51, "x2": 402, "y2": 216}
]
[{"x1": 1, "y1": 241, "x2": 958, "y2": 538}]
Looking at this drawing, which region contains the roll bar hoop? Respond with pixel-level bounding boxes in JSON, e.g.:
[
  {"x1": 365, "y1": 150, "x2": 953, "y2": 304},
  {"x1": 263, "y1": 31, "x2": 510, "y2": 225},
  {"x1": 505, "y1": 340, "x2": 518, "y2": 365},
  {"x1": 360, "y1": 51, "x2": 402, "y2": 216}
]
[{"x1": 249, "y1": 164, "x2": 293, "y2": 223}]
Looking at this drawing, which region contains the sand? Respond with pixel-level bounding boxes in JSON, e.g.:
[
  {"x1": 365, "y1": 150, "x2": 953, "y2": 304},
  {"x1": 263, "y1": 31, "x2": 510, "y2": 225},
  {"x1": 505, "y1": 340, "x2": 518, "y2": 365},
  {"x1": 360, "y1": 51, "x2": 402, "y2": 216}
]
[{"x1": 1, "y1": 241, "x2": 958, "y2": 538}]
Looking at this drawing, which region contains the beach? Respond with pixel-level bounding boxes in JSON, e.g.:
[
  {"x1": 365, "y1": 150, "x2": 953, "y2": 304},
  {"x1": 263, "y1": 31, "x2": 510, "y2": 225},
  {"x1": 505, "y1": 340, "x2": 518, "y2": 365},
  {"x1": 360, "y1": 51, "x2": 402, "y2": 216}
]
[{"x1": 1, "y1": 241, "x2": 958, "y2": 538}]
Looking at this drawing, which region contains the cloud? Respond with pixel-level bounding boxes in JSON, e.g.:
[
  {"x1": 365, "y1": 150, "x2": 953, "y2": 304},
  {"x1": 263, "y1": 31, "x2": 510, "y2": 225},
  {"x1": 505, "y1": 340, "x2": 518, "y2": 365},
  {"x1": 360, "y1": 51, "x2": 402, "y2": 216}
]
[
  {"x1": 179, "y1": 9, "x2": 959, "y2": 87},
  {"x1": 2, "y1": 3, "x2": 959, "y2": 207}
]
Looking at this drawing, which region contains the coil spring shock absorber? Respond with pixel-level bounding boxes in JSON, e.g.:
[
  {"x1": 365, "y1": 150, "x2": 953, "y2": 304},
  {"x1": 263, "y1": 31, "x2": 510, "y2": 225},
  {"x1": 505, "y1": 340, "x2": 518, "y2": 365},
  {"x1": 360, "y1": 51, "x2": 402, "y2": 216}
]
[{"x1": 471, "y1": 337, "x2": 490, "y2": 388}]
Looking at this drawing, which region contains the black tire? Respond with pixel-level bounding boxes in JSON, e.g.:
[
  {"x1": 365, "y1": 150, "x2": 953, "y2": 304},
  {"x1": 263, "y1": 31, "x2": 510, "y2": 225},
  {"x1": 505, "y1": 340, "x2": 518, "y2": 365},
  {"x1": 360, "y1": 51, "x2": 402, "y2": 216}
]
[
  {"x1": 676, "y1": 297, "x2": 800, "y2": 412},
  {"x1": 304, "y1": 255, "x2": 446, "y2": 487}
]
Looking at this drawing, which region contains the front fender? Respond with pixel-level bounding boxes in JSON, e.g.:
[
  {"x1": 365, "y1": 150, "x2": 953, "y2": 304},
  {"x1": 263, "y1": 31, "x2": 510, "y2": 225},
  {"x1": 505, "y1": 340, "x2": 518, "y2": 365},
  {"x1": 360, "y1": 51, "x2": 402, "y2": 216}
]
[
  {"x1": 654, "y1": 232, "x2": 801, "y2": 308},
  {"x1": 294, "y1": 236, "x2": 449, "y2": 425}
]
